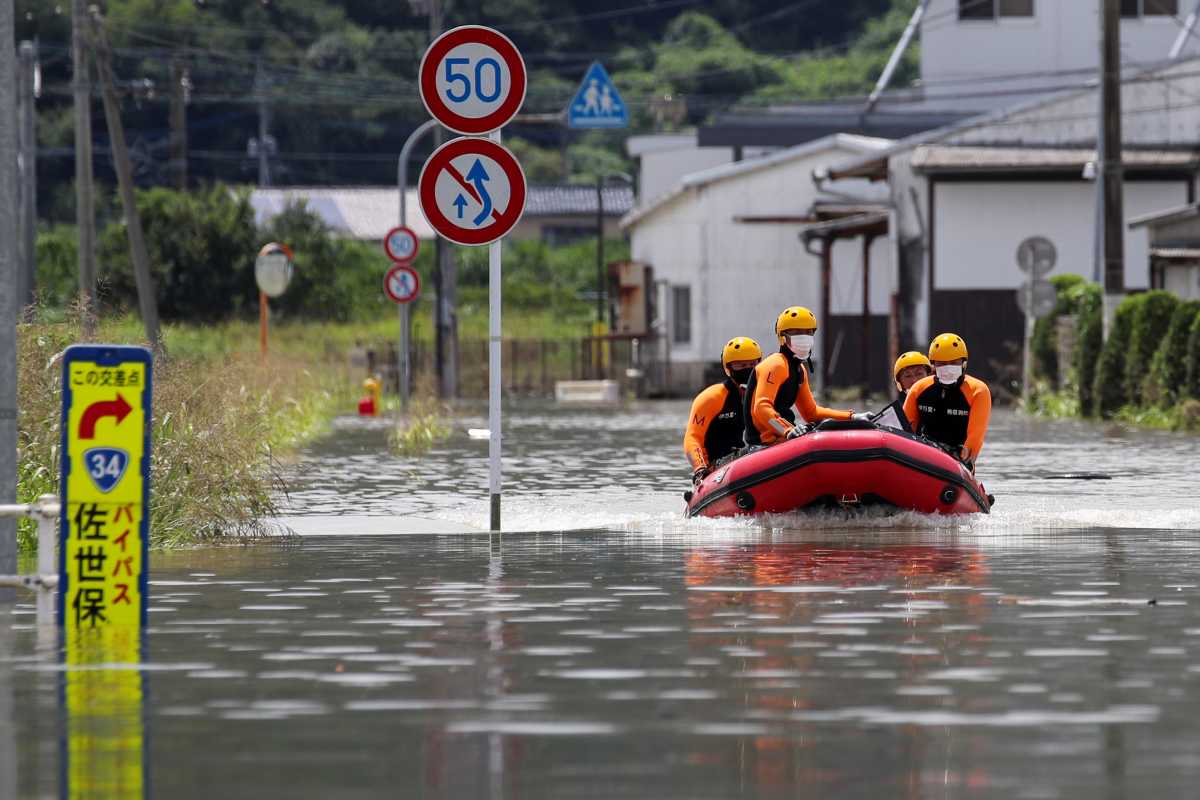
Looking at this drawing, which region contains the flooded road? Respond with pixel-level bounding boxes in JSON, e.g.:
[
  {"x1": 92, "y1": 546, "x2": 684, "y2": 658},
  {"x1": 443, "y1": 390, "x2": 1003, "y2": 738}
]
[{"x1": 7, "y1": 404, "x2": 1200, "y2": 798}]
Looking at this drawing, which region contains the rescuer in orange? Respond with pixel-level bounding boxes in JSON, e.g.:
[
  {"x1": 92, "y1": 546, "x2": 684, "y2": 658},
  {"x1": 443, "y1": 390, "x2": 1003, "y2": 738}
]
[
  {"x1": 684, "y1": 337, "x2": 762, "y2": 484},
  {"x1": 903, "y1": 333, "x2": 992, "y2": 469},
  {"x1": 874, "y1": 351, "x2": 934, "y2": 433},
  {"x1": 743, "y1": 306, "x2": 866, "y2": 446}
]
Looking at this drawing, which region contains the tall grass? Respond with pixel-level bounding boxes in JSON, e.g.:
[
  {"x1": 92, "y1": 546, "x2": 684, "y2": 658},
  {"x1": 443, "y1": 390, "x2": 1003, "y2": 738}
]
[{"x1": 16, "y1": 316, "x2": 351, "y2": 550}]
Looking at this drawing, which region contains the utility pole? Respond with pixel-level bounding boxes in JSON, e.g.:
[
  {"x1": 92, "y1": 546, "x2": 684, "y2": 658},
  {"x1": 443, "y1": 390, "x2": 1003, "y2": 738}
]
[
  {"x1": 255, "y1": 58, "x2": 271, "y2": 187},
  {"x1": 89, "y1": 7, "x2": 162, "y2": 351},
  {"x1": 168, "y1": 58, "x2": 188, "y2": 191},
  {"x1": 16, "y1": 41, "x2": 36, "y2": 315},
  {"x1": 1, "y1": 0, "x2": 18, "y2": 578},
  {"x1": 426, "y1": 0, "x2": 459, "y2": 399},
  {"x1": 1100, "y1": 0, "x2": 1125, "y2": 339},
  {"x1": 73, "y1": 0, "x2": 97, "y2": 337}
]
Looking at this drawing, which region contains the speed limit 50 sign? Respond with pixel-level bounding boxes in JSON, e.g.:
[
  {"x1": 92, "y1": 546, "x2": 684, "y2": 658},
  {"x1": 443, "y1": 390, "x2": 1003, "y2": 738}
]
[{"x1": 419, "y1": 25, "x2": 527, "y2": 135}]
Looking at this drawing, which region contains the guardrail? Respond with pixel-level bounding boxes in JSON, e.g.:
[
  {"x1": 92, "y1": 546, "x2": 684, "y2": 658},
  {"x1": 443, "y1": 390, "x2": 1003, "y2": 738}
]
[{"x1": 0, "y1": 494, "x2": 59, "y2": 625}]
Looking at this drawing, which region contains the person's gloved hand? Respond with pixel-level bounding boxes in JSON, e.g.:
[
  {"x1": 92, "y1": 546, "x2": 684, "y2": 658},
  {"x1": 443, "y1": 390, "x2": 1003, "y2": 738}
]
[
  {"x1": 691, "y1": 466, "x2": 711, "y2": 486},
  {"x1": 785, "y1": 426, "x2": 803, "y2": 440},
  {"x1": 851, "y1": 412, "x2": 873, "y2": 423}
]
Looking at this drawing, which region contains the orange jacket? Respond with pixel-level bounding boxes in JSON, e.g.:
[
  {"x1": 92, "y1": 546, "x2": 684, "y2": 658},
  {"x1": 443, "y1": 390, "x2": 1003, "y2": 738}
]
[
  {"x1": 684, "y1": 381, "x2": 744, "y2": 472},
  {"x1": 903, "y1": 374, "x2": 991, "y2": 461},
  {"x1": 747, "y1": 351, "x2": 852, "y2": 445}
]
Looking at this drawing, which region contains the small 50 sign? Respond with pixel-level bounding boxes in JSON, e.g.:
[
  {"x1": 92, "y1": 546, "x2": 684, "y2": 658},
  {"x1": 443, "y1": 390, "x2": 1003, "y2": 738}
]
[{"x1": 419, "y1": 25, "x2": 527, "y2": 135}]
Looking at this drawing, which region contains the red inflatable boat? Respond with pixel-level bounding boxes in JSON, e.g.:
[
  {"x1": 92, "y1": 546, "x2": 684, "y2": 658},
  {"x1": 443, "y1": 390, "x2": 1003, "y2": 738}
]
[{"x1": 686, "y1": 419, "x2": 991, "y2": 518}]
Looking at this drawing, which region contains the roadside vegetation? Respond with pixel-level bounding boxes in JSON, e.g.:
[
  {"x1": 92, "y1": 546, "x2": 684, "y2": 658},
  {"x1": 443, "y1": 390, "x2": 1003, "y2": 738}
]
[
  {"x1": 1027, "y1": 276, "x2": 1200, "y2": 433},
  {"x1": 15, "y1": 314, "x2": 351, "y2": 552}
]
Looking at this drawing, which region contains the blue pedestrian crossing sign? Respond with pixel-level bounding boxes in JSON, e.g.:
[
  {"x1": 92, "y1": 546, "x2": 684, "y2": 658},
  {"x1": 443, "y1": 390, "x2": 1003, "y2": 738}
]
[{"x1": 567, "y1": 62, "x2": 628, "y2": 129}]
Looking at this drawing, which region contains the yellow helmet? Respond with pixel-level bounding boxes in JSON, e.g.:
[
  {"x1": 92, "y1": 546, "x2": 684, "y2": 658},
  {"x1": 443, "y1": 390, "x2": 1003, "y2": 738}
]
[
  {"x1": 893, "y1": 350, "x2": 932, "y2": 379},
  {"x1": 775, "y1": 306, "x2": 818, "y2": 343},
  {"x1": 928, "y1": 333, "x2": 968, "y2": 361},
  {"x1": 721, "y1": 337, "x2": 762, "y2": 376}
]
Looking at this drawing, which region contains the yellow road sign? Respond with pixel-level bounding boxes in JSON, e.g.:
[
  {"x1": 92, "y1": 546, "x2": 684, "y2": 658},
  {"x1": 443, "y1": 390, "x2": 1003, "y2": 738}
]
[
  {"x1": 59, "y1": 345, "x2": 152, "y2": 799},
  {"x1": 59, "y1": 346, "x2": 151, "y2": 635}
]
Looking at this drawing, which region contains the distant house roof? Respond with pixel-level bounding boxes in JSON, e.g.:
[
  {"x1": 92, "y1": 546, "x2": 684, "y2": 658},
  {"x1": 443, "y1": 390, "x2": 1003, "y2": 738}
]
[
  {"x1": 1150, "y1": 246, "x2": 1200, "y2": 260},
  {"x1": 1129, "y1": 203, "x2": 1200, "y2": 229},
  {"x1": 698, "y1": 104, "x2": 972, "y2": 149},
  {"x1": 620, "y1": 133, "x2": 893, "y2": 231},
  {"x1": 250, "y1": 184, "x2": 635, "y2": 241},
  {"x1": 826, "y1": 55, "x2": 1200, "y2": 181},
  {"x1": 912, "y1": 145, "x2": 1200, "y2": 174}
]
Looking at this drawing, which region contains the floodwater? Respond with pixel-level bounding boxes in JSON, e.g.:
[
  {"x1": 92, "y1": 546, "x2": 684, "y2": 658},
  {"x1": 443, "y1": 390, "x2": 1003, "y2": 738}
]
[{"x1": 7, "y1": 404, "x2": 1200, "y2": 798}]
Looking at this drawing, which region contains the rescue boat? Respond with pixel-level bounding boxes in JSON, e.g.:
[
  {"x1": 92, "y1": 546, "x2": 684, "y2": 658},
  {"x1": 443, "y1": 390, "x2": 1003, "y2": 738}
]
[{"x1": 685, "y1": 418, "x2": 990, "y2": 518}]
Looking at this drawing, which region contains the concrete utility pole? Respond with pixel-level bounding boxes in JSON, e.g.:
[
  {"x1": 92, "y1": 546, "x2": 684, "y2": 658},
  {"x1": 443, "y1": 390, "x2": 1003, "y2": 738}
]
[
  {"x1": 16, "y1": 41, "x2": 36, "y2": 314},
  {"x1": 169, "y1": 58, "x2": 188, "y2": 190},
  {"x1": 90, "y1": 8, "x2": 163, "y2": 351},
  {"x1": 427, "y1": 0, "x2": 459, "y2": 399},
  {"x1": 1100, "y1": 0, "x2": 1125, "y2": 339},
  {"x1": 864, "y1": 0, "x2": 930, "y2": 114},
  {"x1": 0, "y1": 0, "x2": 18, "y2": 578},
  {"x1": 73, "y1": 0, "x2": 98, "y2": 337}
]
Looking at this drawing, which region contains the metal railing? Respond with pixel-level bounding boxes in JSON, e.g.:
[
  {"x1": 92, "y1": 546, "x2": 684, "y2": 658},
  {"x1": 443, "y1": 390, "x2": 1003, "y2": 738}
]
[{"x1": 0, "y1": 494, "x2": 59, "y2": 625}]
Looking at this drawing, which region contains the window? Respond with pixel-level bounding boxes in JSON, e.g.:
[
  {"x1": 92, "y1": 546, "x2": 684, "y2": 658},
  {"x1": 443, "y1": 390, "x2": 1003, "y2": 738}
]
[
  {"x1": 671, "y1": 286, "x2": 691, "y2": 345},
  {"x1": 959, "y1": 0, "x2": 1034, "y2": 19},
  {"x1": 1123, "y1": 0, "x2": 1178, "y2": 15}
]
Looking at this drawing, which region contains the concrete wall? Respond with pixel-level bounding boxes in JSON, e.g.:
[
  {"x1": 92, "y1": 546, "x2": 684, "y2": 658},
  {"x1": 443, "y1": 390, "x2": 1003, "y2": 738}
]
[
  {"x1": 920, "y1": 0, "x2": 1189, "y2": 112},
  {"x1": 627, "y1": 134, "x2": 734, "y2": 206},
  {"x1": 933, "y1": 179, "x2": 1189, "y2": 291}
]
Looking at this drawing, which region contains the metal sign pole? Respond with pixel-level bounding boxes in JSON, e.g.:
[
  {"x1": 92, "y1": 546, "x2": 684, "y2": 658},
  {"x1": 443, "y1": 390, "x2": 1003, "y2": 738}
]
[
  {"x1": 1022, "y1": 282, "x2": 1034, "y2": 401},
  {"x1": 399, "y1": 303, "x2": 411, "y2": 414},
  {"x1": 259, "y1": 291, "x2": 268, "y2": 362},
  {"x1": 489, "y1": 129, "x2": 503, "y2": 532}
]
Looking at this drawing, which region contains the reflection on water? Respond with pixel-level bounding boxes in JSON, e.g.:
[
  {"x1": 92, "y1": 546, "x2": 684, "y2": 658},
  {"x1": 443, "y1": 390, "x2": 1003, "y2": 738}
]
[
  {"x1": 6, "y1": 531, "x2": 1200, "y2": 798},
  {"x1": 64, "y1": 628, "x2": 146, "y2": 799},
  {"x1": 5, "y1": 403, "x2": 1200, "y2": 797}
]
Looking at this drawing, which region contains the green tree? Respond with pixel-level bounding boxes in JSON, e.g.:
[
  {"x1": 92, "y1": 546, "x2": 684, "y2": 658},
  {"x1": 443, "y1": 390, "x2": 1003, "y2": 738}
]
[
  {"x1": 1030, "y1": 273, "x2": 1086, "y2": 387},
  {"x1": 1145, "y1": 299, "x2": 1200, "y2": 407},
  {"x1": 98, "y1": 185, "x2": 258, "y2": 320},
  {"x1": 257, "y1": 202, "x2": 390, "y2": 322},
  {"x1": 1124, "y1": 290, "x2": 1178, "y2": 407},
  {"x1": 1072, "y1": 282, "x2": 1103, "y2": 415},
  {"x1": 1092, "y1": 295, "x2": 1143, "y2": 418}
]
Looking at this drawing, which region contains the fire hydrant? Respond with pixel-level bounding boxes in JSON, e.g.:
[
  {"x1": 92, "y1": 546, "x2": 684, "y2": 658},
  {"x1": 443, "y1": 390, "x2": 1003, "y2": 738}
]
[{"x1": 358, "y1": 376, "x2": 382, "y2": 417}]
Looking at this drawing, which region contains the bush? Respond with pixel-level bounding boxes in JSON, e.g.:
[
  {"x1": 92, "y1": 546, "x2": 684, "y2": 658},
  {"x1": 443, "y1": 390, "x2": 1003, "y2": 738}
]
[
  {"x1": 1092, "y1": 294, "x2": 1141, "y2": 418},
  {"x1": 1145, "y1": 299, "x2": 1200, "y2": 407},
  {"x1": 99, "y1": 184, "x2": 258, "y2": 320},
  {"x1": 1186, "y1": 312, "x2": 1200, "y2": 401},
  {"x1": 1073, "y1": 282, "x2": 1103, "y2": 415},
  {"x1": 1031, "y1": 273, "x2": 1087, "y2": 387},
  {"x1": 257, "y1": 201, "x2": 410, "y2": 322},
  {"x1": 1124, "y1": 290, "x2": 1178, "y2": 407}
]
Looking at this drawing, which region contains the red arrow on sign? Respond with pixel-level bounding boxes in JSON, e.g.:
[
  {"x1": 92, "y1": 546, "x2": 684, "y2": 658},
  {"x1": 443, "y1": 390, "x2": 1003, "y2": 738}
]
[{"x1": 79, "y1": 394, "x2": 133, "y2": 439}]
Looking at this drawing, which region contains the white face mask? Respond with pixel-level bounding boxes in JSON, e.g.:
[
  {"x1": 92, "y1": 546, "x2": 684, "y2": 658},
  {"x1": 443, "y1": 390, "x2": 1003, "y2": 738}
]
[
  {"x1": 935, "y1": 364, "x2": 963, "y2": 384},
  {"x1": 787, "y1": 335, "x2": 814, "y2": 360}
]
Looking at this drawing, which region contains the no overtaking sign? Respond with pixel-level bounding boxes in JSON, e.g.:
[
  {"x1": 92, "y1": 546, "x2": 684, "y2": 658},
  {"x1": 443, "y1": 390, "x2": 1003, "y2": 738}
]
[{"x1": 418, "y1": 137, "x2": 527, "y2": 246}]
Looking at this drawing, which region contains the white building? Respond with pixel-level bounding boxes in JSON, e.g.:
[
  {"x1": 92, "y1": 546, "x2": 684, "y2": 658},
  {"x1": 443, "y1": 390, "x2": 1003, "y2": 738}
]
[
  {"x1": 823, "y1": 56, "x2": 1200, "y2": 385},
  {"x1": 620, "y1": 134, "x2": 894, "y2": 395},
  {"x1": 626, "y1": 134, "x2": 735, "y2": 207},
  {"x1": 1130, "y1": 204, "x2": 1200, "y2": 299},
  {"x1": 919, "y1": 0, "x2": 1194, "y2": 112}
]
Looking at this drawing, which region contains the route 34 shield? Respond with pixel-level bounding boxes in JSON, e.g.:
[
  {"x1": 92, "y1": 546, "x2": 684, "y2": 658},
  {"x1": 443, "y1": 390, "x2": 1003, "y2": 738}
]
[
  {"x1": 83, "y1": 447, "x2": 130, "y2": 493},
  {"x1": 418, "y1": 137, "x2": 527, "y2": 247}
]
